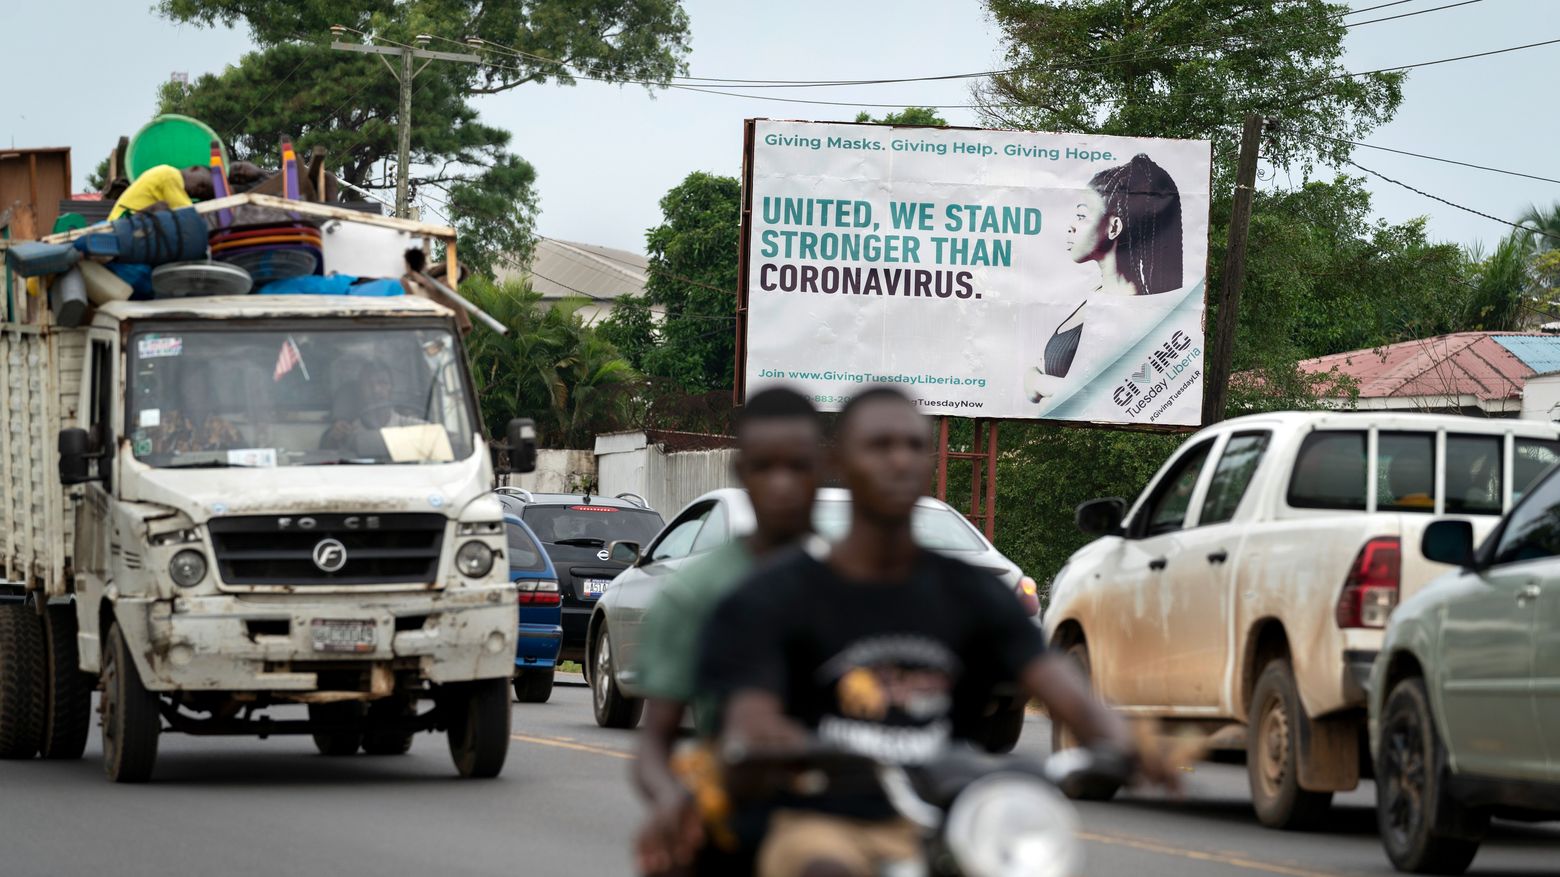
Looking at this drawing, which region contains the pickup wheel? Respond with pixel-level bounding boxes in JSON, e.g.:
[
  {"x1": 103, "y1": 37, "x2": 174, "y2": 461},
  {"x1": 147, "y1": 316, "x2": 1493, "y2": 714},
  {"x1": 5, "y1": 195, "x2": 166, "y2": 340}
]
[
  {"x1": 101, "y1": 623, "x2": 161, "y2": 783},
  {"x1": 0, "y1": 603, "x2": 46, "y2": 759},
  {"x1": 361, "y1": 697, "x2": 416, "y2": 756},
  {"x1": 513, "y1": 669, "x2": 555, "y2": 704},
  {"x1": 1248, "y1": 659, "x2": 1333, "y2": 829},
  {"x1": 1050, "y1": 641, "x2": 1120, "y2": 801},
  {"x1": 41, "y1": 603, "x2": 92, "y2": 760},
  {"x1": 591, "y1": 625, "x2": 643, "y2": 729},
  {"x1": 446, "y1": 678, "x2": 511, "y2": 779},
  {"x1": 309, "y1": 702, "x2": 365, "y2": 756},
  {"x1": 1377, "y1": 676, "x2": 1487, "y2": 874}
]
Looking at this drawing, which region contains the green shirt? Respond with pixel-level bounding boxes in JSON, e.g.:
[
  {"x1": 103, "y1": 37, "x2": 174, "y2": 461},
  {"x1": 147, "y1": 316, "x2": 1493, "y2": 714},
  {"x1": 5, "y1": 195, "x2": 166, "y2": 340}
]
[{"x1": 635, "y1": 540, "x2": 753, "y2": 737}]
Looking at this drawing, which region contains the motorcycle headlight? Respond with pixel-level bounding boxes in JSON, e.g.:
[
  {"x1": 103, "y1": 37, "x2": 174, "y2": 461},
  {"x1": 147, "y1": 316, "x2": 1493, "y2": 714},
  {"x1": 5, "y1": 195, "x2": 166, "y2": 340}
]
[
  {"x1": 169, "y1": 550, "x2": 208, "y2": 588},
  {"x1": 456, "y1": 540, "x2": 495, "y2": 578},
  {"x1": 943, "y1": 773, "x2": 1080, "y2": 877}
]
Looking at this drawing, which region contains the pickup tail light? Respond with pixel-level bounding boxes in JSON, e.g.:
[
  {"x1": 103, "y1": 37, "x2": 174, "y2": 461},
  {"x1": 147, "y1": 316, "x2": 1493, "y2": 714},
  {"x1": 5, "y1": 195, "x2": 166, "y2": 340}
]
[
  {"x1": 517, "y1": 580, "x2": 562, "y2": 606},
  {"x1": 1337, "y1": 537, "x2": 1400, "y2": 629}
]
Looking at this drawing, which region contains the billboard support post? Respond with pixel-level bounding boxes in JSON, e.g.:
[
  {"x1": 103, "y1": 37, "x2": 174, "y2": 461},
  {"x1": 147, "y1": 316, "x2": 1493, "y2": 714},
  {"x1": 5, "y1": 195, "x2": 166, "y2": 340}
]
[
  {"x1": 1203, "y1": 113, "x2": 1265, "y2": 426},
  {"x1": 934, "y1": 417, "x2": 1000, "y2": 541}
]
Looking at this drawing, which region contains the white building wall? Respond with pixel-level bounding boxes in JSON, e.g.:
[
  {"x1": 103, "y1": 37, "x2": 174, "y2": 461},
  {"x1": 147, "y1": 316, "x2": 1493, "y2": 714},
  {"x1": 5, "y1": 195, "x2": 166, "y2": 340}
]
[
  {"x1": 594, "y1": 431, "x2": 737, "y2": 517},
  {"x1": 1522, "y1": 373, "x2": 1560, "y2": 422},
  {"x1": 499, "y1": 449, "x2": 596, "y2": 494}
]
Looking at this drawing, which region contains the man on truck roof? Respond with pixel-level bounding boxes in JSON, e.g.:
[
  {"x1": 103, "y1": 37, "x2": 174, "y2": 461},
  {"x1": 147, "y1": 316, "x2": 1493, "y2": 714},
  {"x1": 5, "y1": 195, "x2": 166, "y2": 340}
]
[{"x1": 108, "y1": 164, "x2": 215, "y2": 220}]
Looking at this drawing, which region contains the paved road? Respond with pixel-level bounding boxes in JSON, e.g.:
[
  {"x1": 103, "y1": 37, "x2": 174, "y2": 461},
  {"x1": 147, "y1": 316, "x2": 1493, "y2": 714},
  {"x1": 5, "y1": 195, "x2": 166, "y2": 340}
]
[{"x1": 2, "y1": 676, "x2": 1555, "y2": 877}]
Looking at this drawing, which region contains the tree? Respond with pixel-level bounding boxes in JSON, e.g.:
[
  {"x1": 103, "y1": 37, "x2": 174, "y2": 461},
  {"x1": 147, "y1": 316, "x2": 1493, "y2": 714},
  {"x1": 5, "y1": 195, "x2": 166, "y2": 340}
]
[
  {"x1": 854, "y1": 107, "x2": 947, "y2": 127},
  {"x1": 463, "y1": 278, "x2": 638, "y2": 448},
  {"x1": 155, "y1": 1, "x2": 692, "y2": 272},
  {"x1": 601, "y1": 171, "x2": 741, "y2": 394}
]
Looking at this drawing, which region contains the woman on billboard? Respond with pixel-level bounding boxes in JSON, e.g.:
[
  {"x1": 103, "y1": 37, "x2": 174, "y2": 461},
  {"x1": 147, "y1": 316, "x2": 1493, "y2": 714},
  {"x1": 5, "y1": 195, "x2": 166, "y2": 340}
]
[{"x1": 1025, "y1": 153, "x2": 1183, "y2": 404}]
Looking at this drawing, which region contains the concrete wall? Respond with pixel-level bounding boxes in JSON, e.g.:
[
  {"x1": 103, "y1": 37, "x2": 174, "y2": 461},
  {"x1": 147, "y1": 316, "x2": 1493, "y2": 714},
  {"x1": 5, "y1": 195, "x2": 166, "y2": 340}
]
[
  {"x1": 1522, "y1": 373, "x2": 1560, "y2": 422},
  {"x1": 499, "y1": 449, "x2": 596, "y2": 494},
  {"x1": 594, "y1": 431, "x2": 736, "y2": 517}
]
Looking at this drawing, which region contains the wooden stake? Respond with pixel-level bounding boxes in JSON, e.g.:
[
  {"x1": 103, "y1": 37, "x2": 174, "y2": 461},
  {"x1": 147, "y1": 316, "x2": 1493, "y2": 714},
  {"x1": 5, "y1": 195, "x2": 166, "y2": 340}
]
[{"x1": 1203, "y1": 114, "x2": 1264, "y2": 426}]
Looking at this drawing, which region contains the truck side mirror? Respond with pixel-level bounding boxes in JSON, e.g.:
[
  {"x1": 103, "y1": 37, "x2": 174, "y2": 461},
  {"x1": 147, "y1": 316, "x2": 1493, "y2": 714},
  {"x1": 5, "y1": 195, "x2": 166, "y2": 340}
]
[
  {"x1": 607, "y1": 540, "x2": 641, "y2": 565},
  {"x1": 507, "y1": 418, "x2": 537, "y2": 474},
  {"x1": 59, "y1": 427, "x2": 94, "y2": 485},
  {"x1": 1422, "y1": 519, "x2": 1476, "y2": 568},
  {"x1": 1076, "y1": 497, "x2": 1126, "y2": 537}
]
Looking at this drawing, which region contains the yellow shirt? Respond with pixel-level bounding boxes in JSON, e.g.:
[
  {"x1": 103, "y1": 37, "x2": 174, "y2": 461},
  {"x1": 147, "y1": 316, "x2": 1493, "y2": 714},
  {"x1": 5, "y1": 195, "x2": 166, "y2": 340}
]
[{"x1": 108, "y1": 165, "x2": 192, "y2": 220}]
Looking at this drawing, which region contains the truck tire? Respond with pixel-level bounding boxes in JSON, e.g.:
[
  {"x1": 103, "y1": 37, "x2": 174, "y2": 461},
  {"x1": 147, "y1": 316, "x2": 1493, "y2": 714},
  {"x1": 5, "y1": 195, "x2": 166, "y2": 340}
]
[
  {"x1": 101, "y1": 623, "x2": 160, "y2": 783},
  {"x1": 41, "y1": 603, "x2": 92, "y2": 760},
  {"x1": 1050, "y1": 641, "x2": 1120, "y2": 801},
  {"x1": 309, "y1": 702, "x2": 365, "y2": 756},
  {"x1": 446, "y1": 678, "x2": 510, "y2": 779},
  {"x1": 0, "y1": 603, "x2": 47, "y2": 759},
  {"x1": 1376, "y1": 676, "x2": 1487, "y2": 874},
  {"x1": 513, "y1": 668, "x2": 555, "y2": 704},
  {"x1": 591, "y1": 625, "x2": 642, "y2": 729},
  {"x1": 361, "y1": 697, "x2": 416, "y2": 756},
  {"x1": 1248, "y1": 659, "x2": 1333, "y2": 829}
]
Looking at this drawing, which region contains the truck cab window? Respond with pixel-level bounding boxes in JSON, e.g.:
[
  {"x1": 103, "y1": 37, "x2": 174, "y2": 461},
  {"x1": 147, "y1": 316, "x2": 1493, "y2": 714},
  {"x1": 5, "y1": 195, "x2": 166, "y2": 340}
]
[
  {"x1": 1377, "y1": 432, "x2": 1435, "y2": 512},
  {"x1": 1492, "y1": 469, "x2": 1560, "y2": 565},
  {"x1": 89, "y1": 339, "x2": 113, "y2": 485},
  {"x1": 1514, "y1": 438, "x2": 1560, "y2": 503},
  {"x1": 1287, "y1": 431, "x2": 1366, "y2": 510},
  {"x1": 1444, "y1": 434, "x2": 1501, "y2": 515},
  {"x1": 1199, "y1": 432, "x2": 1270, "y2": 526},
  {"x1": 1138, "y1": 440, "x2": 1213, "y2": 536}
]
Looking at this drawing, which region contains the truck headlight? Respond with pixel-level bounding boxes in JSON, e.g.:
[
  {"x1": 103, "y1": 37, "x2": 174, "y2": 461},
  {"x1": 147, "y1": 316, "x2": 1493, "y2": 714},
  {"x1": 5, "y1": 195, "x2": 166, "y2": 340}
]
[
  {"x1": 169, "y1": 550, "x2": 208, "y2": 588},
  {"x1": 456, "y1": 541, "x2": 495, "y2": 578}
]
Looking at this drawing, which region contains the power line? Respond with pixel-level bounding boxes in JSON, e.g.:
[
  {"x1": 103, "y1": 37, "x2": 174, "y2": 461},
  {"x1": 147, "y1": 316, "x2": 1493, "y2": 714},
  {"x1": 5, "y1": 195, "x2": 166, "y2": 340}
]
[
  {"x1": 1343, "y1": 158, "x2": 1560, "y2": 242},
  {"x1": 1288, "y1": 127, "x2": 1560, "y2": 186}
]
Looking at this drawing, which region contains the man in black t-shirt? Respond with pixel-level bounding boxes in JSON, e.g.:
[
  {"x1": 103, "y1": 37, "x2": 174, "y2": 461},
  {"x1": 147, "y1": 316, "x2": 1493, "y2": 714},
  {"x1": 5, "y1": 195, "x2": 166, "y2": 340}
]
[{"x1": 698, "y1": 386, "x2": 1144, "y2": 877}]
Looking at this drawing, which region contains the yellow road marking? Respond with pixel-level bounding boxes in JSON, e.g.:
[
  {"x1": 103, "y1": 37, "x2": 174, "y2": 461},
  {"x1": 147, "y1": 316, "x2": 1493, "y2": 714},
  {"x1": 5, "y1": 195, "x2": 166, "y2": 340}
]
[
  {"x1": 1078, "y1": 831, "x2": 1355, "y2": 877},
  {"x1": 511, "y1": 733, "x2": 633, "y2": 760}
]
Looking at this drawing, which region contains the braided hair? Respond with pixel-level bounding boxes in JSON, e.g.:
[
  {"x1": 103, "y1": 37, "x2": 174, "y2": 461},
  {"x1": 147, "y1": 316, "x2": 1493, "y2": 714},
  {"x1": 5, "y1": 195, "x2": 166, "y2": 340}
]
[{"x1": 1087, "y1": 154, "x2": 1183, "y2": 296}]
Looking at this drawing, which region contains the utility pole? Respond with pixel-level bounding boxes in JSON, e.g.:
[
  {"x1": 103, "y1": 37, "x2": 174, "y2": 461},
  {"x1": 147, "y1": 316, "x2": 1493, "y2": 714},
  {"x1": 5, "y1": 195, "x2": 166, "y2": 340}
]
[
  {"x1": 329, "y1": 28, "x2": 483, "y2": 218},
  {"x1": 1203, "y1": 113, "x2": 1265, "y2": 426}
]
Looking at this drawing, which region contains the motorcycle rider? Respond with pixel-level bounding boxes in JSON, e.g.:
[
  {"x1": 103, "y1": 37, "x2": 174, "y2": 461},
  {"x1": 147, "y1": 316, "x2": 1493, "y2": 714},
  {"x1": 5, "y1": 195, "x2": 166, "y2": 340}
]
[
  {"x1": 698, "y1": 386, "x2": 1170, "y2": 877},
  {"x1": 633, "y1": 386, "x2": 824, "y2": 875}
]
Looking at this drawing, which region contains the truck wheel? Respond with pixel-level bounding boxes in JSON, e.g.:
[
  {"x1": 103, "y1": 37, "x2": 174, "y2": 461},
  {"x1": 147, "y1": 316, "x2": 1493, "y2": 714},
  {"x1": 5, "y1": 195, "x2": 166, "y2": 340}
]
[
  {"x1": 447, "y1": 678, "x2": 510, "y2": 779},
  {"x1": 361, "y1": 697, "x2": 416, "y2": 756},
  {"x1": 1050, "y1": 641, "x2": 1119, "y2": 801},
  {"x1": 309, "y1": 702, "x2": 365, "y2": 756},
  {"x1": 41, "y1": 603, "x2": 92, "y2": 760},
  {"x1": 591, "y1": 625, "x2": 642, "y2": 729},
  {"x1": 513, "y1": 669, "x2": 555, "y2": 704},
  {"x1": 101, "y1": 623, "x2": 160, "y2": 783},
  {"x1": 1377, "y1": 676, "x2": 1487, "y2": 874},
  {"x1": 1248, "y1": 659, "x2": 1333, "y2": 829},
  {"x1": 0, "y1": 603, "x2": 47, "y2": 759}
]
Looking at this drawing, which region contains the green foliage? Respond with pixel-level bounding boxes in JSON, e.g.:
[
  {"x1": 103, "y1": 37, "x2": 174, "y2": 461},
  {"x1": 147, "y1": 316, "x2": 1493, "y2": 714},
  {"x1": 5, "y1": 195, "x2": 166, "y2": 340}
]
[
  {"x1": 601, "y1": 171, "x2": 740, "y2": 394},
  {"x1": 86, "y1": 157, "x2": 111, "y2": 191},
  {"x1": 463, "y1": 278, "x2": 638, "y2": 448},
  {"x1": 854, "y1": 107, "x2": 948, "y2": 127},
  {"x1": 155, "y1": 1, "x2": 690, "y2": 273}
]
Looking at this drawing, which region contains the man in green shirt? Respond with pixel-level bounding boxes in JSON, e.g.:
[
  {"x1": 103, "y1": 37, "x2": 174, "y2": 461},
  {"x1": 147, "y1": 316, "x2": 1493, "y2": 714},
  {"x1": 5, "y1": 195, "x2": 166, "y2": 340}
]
[{"x1": 633, "y1": 387, "x2": 822, "y2": 876}]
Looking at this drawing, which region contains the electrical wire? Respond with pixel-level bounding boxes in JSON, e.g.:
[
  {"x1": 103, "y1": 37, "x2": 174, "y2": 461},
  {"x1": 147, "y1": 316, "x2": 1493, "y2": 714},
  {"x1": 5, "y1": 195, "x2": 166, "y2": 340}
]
[
  {"x1": 1343, "y1": 158, "x2": 1560, "y2": 243},
  {"x1": 1286, "y1": 128, "x2": 1560, "y2": 186}
]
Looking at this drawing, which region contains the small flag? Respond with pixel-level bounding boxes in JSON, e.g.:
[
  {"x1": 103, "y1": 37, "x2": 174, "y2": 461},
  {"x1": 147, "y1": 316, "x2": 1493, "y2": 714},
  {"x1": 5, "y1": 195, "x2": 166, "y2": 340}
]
[{"x1": 273, "y1": 336, "x2": 309, "y2": 382}]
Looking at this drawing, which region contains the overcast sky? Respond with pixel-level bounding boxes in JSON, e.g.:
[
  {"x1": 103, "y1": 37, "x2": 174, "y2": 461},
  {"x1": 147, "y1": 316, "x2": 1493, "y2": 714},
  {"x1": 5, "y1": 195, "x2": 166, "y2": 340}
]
[{"x1": 6, "y1": 0, "x2": 1556, "y2": 255}]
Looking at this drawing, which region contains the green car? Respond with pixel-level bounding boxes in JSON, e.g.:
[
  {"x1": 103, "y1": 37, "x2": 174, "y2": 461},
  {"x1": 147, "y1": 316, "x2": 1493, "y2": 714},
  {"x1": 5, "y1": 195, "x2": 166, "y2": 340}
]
[{"x1": 1369, "y1": 466, "x2": 1560, "y2": 873}]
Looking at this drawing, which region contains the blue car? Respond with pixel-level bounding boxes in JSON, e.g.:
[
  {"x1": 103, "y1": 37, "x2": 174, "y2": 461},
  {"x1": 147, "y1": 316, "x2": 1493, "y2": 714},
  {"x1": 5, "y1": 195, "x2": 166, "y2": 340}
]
[{"x1": 501, "y1": 500, "x2": 562, "y2": 703}]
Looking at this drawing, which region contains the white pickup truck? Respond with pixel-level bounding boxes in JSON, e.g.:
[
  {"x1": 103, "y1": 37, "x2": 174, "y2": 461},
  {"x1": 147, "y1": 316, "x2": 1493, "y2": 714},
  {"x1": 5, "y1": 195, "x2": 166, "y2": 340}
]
[
  {"x1": 0, "y1": 196, "x2": 535, "y2": 782},
  {"x1": 1043, "y1": 411, "x2": 1560, "y2": 828}
]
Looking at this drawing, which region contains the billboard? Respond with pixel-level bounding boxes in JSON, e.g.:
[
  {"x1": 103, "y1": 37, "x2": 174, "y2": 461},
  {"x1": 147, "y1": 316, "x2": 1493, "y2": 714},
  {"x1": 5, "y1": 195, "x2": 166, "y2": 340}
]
[{"x1": 738, "y1": 119, "x2": 1212, "y2": 427}]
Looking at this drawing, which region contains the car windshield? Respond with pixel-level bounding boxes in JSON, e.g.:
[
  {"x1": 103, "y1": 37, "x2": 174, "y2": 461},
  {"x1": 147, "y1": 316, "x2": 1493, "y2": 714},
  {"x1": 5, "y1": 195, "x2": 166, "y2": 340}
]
[
  {"x1": 812, "y1": 500, "x2": 988, "y2": 552},
  {"x1": 522, "y1": 505, "x2": 666, "y2": 547},
  {"x1": 127, "y1": 325, "x2": 476, "y2": 468}
]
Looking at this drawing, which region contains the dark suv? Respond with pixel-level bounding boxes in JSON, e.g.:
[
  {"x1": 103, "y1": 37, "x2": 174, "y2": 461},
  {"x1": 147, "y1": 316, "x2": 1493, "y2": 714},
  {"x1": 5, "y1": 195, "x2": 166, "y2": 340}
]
[{"x1": 497, "y1": 490, "x2": 664, "y2": 663}]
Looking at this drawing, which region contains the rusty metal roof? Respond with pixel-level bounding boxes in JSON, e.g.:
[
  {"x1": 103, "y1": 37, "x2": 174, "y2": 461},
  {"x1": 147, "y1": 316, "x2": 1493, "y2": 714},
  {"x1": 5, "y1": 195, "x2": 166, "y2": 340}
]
[{"x1": 1296, "y1": 332, "x2": 1560, "y2": 402}]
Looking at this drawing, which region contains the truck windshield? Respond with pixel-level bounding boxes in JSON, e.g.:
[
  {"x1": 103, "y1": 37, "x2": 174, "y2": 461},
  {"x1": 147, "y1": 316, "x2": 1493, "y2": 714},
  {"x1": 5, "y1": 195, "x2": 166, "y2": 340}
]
[{"x1": 127, "y1": 326, "x2": 477, "y2": 468}]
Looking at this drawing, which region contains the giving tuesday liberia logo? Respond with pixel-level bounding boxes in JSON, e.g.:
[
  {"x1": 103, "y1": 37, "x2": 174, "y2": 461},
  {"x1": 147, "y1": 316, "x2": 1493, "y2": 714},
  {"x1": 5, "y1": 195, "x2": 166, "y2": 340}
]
[{"x1": 1130, "y1": 362, "x2": 1152, "y2": 386}]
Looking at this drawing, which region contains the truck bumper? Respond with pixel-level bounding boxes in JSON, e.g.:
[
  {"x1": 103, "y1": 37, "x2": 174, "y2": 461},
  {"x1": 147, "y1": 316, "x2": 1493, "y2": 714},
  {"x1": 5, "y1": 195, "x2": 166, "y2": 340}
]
[
  {"x1": 114, "y1": 586, "x2": 518, "y2": 692},
  {"x1": 515, "y1": 622, "x2": 562, "y2": 670},
  {"x1": 1342, "y1": 649, "x2": 1380, "y2": 702}
]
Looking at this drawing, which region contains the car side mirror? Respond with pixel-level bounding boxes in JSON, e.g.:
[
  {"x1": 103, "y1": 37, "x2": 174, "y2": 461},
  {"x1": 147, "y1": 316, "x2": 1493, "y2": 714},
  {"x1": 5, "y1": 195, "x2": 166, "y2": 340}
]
[
  {"x1": 506, "y1": 418, "x2": 537, "y2": 474},
  {"x1": 59, "y1": 427, "x2": 96, "y2": 485},
  {"x1": 1422, "y1": 519, "x2": 1476, "y2": 568},
  {"x1": 1076, "y1": 497, "x2": 1126, "y2": 537},
  {"x1": 607, "y1": 540, "x2": 641, "y2": 565}
]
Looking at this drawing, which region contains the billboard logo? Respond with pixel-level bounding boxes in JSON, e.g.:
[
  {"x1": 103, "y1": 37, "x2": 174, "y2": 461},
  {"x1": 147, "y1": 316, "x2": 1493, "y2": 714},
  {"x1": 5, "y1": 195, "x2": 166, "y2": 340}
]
[
  {"x1": 1111, "y1": 332, "x2": 1200, "y2": 414},
  {"x1": 1130, "y1": 363, "x2": 1151, "y2": 385}
]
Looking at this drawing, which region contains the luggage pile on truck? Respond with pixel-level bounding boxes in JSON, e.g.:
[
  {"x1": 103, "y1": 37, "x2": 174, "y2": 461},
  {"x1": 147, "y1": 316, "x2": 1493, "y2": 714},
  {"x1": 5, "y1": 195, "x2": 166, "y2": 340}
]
[{"x1": 0, "y1": 127, "x2": 535, "y2": 782}]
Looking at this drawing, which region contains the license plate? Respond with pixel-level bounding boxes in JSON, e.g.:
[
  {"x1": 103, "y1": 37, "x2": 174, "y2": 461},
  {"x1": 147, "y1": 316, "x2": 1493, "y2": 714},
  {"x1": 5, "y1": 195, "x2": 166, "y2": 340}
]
[
  {"x1": 310, "y1": 619, "x2": 377, "y2": 653},
  {"x1": 582, "y1": 577, "x2": 613, "y2": 598}
]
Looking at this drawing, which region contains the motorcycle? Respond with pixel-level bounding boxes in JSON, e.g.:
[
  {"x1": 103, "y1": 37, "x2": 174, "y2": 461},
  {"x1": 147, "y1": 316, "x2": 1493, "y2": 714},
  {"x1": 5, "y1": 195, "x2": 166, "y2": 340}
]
[{"x1": 721, "y1": 742, "x2": 1133, "y2": 877}]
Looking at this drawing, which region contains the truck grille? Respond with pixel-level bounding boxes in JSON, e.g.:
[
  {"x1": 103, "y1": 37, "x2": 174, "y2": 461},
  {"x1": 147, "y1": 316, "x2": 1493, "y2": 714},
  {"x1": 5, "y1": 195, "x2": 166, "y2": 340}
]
[{"x1": 207, "y1": 514, "x2": 446, "y2": 586}]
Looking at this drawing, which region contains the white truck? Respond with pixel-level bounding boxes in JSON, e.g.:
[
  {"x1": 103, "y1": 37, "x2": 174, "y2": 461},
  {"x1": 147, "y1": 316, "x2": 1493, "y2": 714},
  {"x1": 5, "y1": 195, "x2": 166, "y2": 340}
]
[
  {"x1": 0, "y1": 196, "x2": 534, "y2": 781},
  {"x1": 1043, "y1": 411, "x2": 1560, "y2": 828}
]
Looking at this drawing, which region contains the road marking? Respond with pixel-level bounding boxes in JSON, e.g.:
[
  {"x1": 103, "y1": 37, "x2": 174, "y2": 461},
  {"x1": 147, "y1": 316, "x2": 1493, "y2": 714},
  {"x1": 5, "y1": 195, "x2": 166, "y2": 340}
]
[
  {"x1": 1078, "y1": 831, "x2": 1356, "y2": 877},
  {"x1": 511, "y1": 733, "x2": 633, "y2": 760}
]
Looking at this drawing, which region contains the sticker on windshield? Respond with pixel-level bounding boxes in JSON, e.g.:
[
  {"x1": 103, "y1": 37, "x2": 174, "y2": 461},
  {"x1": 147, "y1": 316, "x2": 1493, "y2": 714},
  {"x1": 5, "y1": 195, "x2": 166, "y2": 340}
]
[
  {"x1": 137, "y1": 408, "x2": 161, "y2": 428},
  {"x1": 226, "y1": 448, "x2": 278, "y2": 468},
  {"x1": 137, "y1": 335, "x2": 183, "y2": 359}
]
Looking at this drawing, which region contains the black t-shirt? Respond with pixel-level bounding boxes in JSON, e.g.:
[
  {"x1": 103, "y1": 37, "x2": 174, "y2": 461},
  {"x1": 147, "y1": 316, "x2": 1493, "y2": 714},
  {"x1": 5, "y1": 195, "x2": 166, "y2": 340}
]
[{"x1": 698, "y1": 547, "x2": 1046, "y2": 771}]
